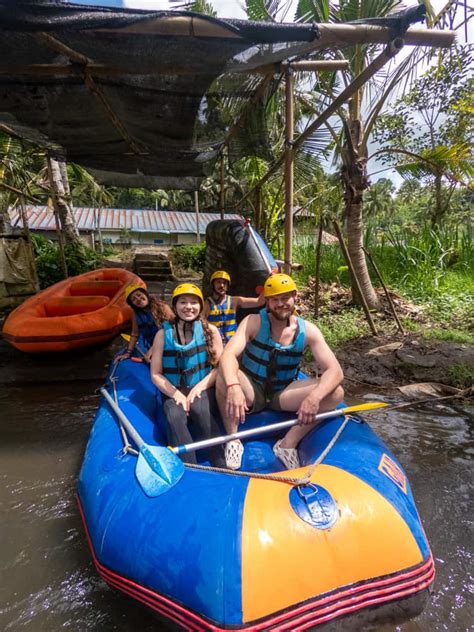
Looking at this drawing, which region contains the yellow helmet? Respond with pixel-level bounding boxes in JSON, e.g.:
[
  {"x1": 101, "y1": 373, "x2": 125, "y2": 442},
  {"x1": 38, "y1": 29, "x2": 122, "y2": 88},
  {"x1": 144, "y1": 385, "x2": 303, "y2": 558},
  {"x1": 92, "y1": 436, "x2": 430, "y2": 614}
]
[
  {"x1": 263, "y1": 273, "x2": 297, "y2": 298},
  {"x1": 210, "y1": 270, "x2": 231, "y2": 284},
  {"x1": 171, "y1": 283, "x2": 204, "y2": 305},
  {"x1": 124, "y1": 283, "x2": 146, "y2": 301}
]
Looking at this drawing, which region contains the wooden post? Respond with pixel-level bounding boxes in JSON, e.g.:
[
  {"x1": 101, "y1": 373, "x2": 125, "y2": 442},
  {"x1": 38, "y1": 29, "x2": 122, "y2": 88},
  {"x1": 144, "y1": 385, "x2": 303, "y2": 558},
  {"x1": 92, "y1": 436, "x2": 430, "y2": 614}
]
[
  {"x1": 219, "y1": 150, "x2": 225, "y2": 220},
  {"x1": 333, "y1": 220, "x2": 377, "y2": 336},
  {"x1": 96, "y1": 207, "x2": 104, "y2": 254},
  {"x1": 284, "y1": 65, "x2": 294, "y2": 275},
  {"x1": 194, "y1": 190, "x2": 200, "y2": 243},
  {"x1": 314, "y1": 220, "x2": 324, "y2": 319},
  {"x1": 363, "y1": 246, "x2": 405, "y2": 335},
  {"x1": 255, "y1": 186, "x2": 261, "y2": 232},
  {"x1": 19, "y1": 195, "x2": 40, "y2": 291}
]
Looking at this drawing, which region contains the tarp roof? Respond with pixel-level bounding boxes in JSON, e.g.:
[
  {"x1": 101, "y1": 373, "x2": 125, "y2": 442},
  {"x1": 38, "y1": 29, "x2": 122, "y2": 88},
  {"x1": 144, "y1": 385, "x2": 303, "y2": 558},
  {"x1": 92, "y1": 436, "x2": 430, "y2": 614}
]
[
  {"x1": 0, "y1": 2, "x2": 430, "y2": 190},
  {"x1": 0, "y1": 2, "x2": 322, "y2": 189}
]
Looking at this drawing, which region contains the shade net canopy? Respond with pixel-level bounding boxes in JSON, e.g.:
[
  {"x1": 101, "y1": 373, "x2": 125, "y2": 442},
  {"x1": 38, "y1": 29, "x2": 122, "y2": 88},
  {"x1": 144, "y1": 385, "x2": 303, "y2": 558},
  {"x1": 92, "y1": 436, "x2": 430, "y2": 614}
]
[{"x1": 0, "y1": 1, "x2": 323, "y2": 189}]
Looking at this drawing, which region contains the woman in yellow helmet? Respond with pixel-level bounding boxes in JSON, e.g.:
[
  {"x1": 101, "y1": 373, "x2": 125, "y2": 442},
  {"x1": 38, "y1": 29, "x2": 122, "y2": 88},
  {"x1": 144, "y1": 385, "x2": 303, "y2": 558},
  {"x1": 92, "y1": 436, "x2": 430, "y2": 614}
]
[
  {"x1": 150, "y1": 283, "x2": 226, "y2": 467},
  {"x1": 216, "y1": 273, "x2": 344, "y2": 471},
  {"x1": 119, "y1": 284, "x2": 173, "y2": 361},
  {"x1": 203, "y1": 270, "x2": 265, "y2": 344}
]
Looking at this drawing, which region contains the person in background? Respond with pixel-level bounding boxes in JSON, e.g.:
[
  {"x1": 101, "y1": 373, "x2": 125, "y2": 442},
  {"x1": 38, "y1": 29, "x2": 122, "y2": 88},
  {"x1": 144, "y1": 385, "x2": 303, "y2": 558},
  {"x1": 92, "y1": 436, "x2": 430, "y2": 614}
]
[
  {"x1": 119, "y1": 284, "x2": 173, "y2": 362},
  {"x1": 150, "y1": 283, "x2": 225, "y2": 467},
  {"x1": 216, "y1": 273, "x2": 344, "y2": 470},
  {"x1": 204, "y1": 270, "x2": 264, "y2": 344}
]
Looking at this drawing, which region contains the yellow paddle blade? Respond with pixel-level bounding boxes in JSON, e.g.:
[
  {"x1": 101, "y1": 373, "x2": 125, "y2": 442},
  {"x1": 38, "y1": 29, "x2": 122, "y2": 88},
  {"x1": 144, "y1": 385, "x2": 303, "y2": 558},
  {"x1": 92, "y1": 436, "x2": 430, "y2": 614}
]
[
  {"x1": 121, "y1": 333, "x2": 131, "y2": 342},
  {"x1": 342, "y1": 402, "x2": 389, "y2": 414}
]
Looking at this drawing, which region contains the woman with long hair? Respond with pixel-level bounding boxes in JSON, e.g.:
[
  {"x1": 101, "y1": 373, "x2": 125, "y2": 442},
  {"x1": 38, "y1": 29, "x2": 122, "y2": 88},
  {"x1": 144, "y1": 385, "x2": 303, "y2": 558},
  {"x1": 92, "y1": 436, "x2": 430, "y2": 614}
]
[
  {"x1": 150, "y1": 283, "x2": 225, "y2": 467},
  {"x1": 120, "y1": 284, "x2": 174, "y2": 361}
]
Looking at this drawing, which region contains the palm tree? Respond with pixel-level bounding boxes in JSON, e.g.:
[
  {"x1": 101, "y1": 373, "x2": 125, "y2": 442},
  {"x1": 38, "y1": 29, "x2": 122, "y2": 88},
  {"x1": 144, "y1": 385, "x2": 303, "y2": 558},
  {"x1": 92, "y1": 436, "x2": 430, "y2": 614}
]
[{"x1": 294, "y1": 0, "x2": 464, "y2": 307}]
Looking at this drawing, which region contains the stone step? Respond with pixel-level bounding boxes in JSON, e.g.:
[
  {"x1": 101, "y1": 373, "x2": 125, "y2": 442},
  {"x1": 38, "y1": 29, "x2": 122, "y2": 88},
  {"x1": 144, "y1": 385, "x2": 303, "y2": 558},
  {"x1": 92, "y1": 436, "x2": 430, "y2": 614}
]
[
  {"x1": 135, "y1": 258, "x2": 171, "y2": 267},
  {"x1": 134, "y1": 253, "x2": 169, "y2": 262},
  {"x1": 139, "y1": 272, "x2": 172, "y2": 282},
  {"x1": 136, "y1": 265, "x2": 173, "y2": 275}
]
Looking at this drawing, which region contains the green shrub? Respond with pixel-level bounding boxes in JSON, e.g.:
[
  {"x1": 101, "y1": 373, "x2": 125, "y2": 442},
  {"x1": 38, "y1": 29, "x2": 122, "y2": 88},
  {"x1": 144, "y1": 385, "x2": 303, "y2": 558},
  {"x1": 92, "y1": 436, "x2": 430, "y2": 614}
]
[
  {"x1": 170, "y1": 242, "x2": 206, "y2": 273},
  {"x1": 31, "y1": 234, "x2": 104, "y2": 288}
]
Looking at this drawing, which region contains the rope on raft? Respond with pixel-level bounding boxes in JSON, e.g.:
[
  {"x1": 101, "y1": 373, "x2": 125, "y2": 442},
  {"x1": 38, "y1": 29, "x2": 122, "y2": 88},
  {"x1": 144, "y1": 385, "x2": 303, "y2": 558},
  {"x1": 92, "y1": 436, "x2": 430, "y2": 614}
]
[{"x1": 185, "y1": 415, "x2": 355, "y2": 486}]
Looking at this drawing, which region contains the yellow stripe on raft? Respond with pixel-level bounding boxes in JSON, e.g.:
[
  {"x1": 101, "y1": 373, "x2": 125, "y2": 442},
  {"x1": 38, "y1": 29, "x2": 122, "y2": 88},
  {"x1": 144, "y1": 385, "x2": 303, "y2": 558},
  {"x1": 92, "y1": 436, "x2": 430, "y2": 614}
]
[{"x1": 241, "y1": 464, "x2": 423, "y2": 622}]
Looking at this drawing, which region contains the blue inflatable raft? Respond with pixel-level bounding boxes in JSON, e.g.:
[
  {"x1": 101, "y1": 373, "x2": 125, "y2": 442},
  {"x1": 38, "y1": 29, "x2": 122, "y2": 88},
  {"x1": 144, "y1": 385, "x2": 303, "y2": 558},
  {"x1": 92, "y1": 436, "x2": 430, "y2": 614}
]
[{"x1": 78, "y1": 359, "x2": 434, "y2": 630}]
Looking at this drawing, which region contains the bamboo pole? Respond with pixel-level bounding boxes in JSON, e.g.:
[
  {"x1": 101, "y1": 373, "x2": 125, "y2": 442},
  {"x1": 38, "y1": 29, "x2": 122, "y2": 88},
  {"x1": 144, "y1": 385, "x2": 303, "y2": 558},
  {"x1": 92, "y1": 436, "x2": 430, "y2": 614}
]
[
  {"x1": 236, "y1": 38, "x2": 406, "y2": 211},
  {"x1": 362, "y1": 246, "x2": 404, "y2": 335},
  {"x1": 0, "y1": 181, "x2": 39, "y2": 203},
  {"x1": 6, "y1": 27, "x2": 451, "y2": 79},
  {"x1": 314, "y1": 220, "x2": 324, "y2": 319},
  {"x1": 284, "y1": 65, "x2": 294, "y2": 275},
  {"x1": 194, "y1": 190, "x2": 201, "y2": 243},
  {"x1": 253, "y1": 59, "x2": 349, "y2": 74},
  {"x1": 333, "y1": 220, "x2": 377, "y2": 336},
  {"x1": 219, "y1": 150, "x2": 225, "y2": 220}
]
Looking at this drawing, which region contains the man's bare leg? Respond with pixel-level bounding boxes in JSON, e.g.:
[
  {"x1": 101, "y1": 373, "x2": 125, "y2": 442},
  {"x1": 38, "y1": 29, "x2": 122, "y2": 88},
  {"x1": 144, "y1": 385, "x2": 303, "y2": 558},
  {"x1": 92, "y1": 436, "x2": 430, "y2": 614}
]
[
  {"x1": 215, "y1": 369, "x2": 255, "y2": 433},
  {"x1": 277, "y1": 380, "x2": 344, "y2": 449}
]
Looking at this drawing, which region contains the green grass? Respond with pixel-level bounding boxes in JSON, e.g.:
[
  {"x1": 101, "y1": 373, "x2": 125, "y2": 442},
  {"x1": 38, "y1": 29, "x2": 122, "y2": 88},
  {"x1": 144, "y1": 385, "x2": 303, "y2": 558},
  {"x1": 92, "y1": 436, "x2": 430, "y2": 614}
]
[
  {"x1": 447, "y1": 363, "x2": 474, "y2": 388},
  {"x1": 423, "y1": 327, "x2": 474, "y2": 345},
  {"x1": 293, "y1": 222, "x2": 474, "y2": 338},
  {"x1": 306, "y1": 309, "x2": 368, "y2": 349}
]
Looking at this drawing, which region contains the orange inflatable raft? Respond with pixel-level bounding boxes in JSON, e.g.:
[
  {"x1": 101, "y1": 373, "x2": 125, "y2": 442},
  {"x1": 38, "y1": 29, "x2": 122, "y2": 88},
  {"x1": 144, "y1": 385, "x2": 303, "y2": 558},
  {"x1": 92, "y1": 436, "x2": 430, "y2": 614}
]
[{"x1": 2, "y1": 268, "x2": 144, "y2": 352}]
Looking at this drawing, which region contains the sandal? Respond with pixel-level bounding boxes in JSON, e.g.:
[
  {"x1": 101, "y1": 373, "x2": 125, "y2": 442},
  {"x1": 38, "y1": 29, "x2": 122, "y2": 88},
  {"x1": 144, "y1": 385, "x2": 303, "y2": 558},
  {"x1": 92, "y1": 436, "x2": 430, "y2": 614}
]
[
  {"x1": 225, "y1": 440, "x2": 244, "y2": 470},
  {"x1": 273, "y1": 439, "x2": 300, "y2": 470}
]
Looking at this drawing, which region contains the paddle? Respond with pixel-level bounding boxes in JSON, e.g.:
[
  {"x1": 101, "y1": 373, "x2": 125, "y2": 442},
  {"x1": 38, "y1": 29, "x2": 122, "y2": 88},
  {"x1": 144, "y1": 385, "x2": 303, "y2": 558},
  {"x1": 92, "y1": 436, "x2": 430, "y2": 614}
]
[
  {"x1": 120, "y1": 332, "x2": 148, "y2": 361},
  {"x1": 172, "y1": 401, "x2": 388, "y2": 456},
  {"x1": 100, "y1": 387, "x2": 184, "y2": 497}
]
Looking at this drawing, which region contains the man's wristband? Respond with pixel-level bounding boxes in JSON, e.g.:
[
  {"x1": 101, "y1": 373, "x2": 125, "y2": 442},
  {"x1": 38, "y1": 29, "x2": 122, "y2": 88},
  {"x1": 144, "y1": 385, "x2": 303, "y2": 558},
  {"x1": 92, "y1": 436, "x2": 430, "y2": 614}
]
[{"x1": 227, "y1": 383, "x2": 240, "y2": 389}]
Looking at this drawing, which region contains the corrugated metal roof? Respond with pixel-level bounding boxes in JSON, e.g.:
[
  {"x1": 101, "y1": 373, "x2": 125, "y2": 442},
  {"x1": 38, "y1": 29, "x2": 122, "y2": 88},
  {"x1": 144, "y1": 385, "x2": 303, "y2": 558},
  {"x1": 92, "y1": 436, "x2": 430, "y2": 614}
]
[{"x1": 9, "y1": 207, "x2": 241, "y2": 234}]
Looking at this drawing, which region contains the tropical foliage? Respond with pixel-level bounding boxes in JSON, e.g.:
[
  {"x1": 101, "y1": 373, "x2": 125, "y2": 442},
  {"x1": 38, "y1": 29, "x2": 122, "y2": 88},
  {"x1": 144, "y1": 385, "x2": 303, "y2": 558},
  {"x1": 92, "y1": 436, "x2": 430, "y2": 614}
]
[{"x1": 373, "y1": 46, "x2": 473, "y2": 225}]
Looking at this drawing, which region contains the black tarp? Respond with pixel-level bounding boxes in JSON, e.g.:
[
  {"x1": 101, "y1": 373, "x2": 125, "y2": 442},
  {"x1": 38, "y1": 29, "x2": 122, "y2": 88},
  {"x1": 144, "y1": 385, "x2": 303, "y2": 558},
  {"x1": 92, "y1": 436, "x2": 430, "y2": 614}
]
[{"x1": 0, "y1": 1, "x2": 320, "y2": 189}]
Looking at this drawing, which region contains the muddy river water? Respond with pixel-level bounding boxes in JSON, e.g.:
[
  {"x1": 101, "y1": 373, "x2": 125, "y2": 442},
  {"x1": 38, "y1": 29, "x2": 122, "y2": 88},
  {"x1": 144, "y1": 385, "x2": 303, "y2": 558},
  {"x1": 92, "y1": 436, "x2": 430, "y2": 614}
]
[{"x1": 0, "y1": 339, "x2": 472, "y2": 631}]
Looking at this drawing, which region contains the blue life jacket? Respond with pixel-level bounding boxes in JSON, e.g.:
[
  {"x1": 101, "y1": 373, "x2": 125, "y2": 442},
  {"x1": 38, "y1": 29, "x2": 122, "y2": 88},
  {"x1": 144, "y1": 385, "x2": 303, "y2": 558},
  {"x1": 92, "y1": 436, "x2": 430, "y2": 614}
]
[
  {"x1": 206, "y1": 295, "x2": 237, "y2": 343},
  {"x1": 241, "y1": 309, "x2": 305, "y2": 392},
  {"x1": 134, "y1": 308, "x2": 160, "y2": 352},
  {"x1": 162, "y1": 321, "x2": 211, "y2": 390}
]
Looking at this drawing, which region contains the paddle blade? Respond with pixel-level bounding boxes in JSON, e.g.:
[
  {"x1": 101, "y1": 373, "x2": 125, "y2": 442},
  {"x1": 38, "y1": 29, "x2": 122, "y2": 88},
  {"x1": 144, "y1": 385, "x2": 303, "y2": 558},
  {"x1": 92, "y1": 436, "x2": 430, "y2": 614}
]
[
  {"x1": 343, "y1": 402, "x2": 389, "y2": 414},
  {"x1": 136, "y1": 444, "x2": 185, "y2": 497},
  {"x1": 121, "y1": 333, "x2": 131, "y2": 342}
]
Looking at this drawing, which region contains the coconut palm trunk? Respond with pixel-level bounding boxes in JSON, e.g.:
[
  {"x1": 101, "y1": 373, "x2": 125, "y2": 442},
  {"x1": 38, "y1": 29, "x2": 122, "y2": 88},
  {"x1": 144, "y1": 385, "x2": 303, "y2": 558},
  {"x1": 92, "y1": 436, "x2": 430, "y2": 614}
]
[
  {"x1": 47, "y1": 155, "x2": 81, "y2": 245},
  {"x1": 342, "y1": 119, "x2": 379, "y2": 308}
]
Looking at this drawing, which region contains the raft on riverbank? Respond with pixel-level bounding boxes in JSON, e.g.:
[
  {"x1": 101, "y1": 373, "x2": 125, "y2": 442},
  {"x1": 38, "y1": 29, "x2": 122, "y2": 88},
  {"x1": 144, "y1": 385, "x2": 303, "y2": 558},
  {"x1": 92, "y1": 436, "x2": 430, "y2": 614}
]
[{"x1": 2, "y1": 268, "x2": 143, "y2": 352}]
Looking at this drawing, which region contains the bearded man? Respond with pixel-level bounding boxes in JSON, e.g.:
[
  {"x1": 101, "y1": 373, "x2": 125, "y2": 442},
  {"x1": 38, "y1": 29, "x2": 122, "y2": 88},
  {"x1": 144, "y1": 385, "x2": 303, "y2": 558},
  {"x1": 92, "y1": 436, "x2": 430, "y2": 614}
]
[{"x1": 216, "y1": 273, "x2": 344, "y2": 470}]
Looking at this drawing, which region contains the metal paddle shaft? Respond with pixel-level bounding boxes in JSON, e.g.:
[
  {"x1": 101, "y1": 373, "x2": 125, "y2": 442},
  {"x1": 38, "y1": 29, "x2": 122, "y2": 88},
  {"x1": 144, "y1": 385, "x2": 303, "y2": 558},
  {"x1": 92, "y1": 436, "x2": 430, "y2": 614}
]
[
  {"x1": 173, "y1": 402, "x2": 388, "y2": 455},
  {"x1": 100, "y1": 388, "x2": 184, "y2": 496}
]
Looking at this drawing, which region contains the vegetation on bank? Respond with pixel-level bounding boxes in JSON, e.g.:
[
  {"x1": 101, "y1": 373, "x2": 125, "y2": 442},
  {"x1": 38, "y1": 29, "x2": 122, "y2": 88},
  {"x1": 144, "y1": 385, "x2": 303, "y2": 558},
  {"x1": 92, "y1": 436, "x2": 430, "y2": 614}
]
[
  {"x1": 171, "y1": 220, "x2": 474, "y2": 359},
  {"x1": 31, "y1": 235, "x2": 107, "y2": 289}
]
